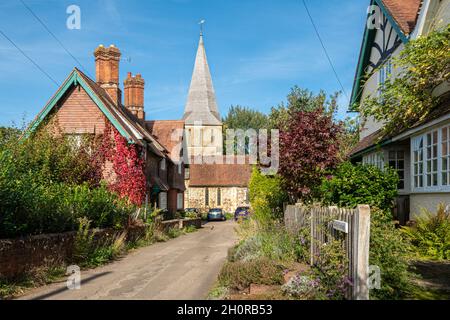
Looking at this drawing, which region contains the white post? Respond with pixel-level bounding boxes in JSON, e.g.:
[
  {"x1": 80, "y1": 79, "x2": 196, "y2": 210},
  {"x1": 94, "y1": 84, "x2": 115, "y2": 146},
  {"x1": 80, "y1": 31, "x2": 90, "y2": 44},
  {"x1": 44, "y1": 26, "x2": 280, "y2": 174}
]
[
  {"x1": 310, "y1": 209, "x2": 315, "y2": 266},
  {"x1": 352, "y1": 205, "x2": 371, "y2": 300}
]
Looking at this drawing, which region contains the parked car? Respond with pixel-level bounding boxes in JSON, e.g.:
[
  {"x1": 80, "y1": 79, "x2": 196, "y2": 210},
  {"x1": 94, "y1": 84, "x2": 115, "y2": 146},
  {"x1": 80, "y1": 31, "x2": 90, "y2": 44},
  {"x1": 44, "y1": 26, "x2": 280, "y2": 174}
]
[
  {"x1": 234, "y1": 206, "x2": 251, "y2": 221},
  {"x1": 207, "y1": 208, "x2": 226, "y2": 221}
]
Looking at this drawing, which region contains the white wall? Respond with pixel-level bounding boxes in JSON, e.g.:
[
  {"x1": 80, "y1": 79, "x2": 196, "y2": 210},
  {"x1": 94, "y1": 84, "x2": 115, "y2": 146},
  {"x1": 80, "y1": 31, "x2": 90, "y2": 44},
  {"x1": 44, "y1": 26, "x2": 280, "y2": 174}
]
[{"x1": 410, "y1": 193, "x2": 450, "y2": 219}]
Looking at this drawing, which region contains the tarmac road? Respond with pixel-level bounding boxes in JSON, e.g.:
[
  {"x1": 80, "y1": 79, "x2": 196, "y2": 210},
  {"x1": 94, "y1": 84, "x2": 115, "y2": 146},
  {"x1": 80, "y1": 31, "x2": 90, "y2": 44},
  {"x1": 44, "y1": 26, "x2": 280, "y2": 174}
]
[{"x1": 19, "y1": 221, "x2": 237, "y2": 300}]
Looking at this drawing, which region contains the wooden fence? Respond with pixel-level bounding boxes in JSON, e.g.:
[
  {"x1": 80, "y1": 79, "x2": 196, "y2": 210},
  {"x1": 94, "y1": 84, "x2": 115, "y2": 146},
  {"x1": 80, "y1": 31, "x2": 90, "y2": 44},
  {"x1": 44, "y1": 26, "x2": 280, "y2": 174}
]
[{"x1": 284, "y1": 204, "x2": 371, "y2": 300}]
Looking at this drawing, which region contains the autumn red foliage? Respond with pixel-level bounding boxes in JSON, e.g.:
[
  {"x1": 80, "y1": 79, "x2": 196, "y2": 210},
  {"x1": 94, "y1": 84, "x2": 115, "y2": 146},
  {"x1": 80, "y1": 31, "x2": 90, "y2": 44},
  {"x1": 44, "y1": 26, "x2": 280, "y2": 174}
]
[
  {"x1": 279, "y1": 109, "x2": 342, "y2": 201},
  {"x1": 109, "y1": 129, "x2": 147, "y2": 205},
  {"x1": 86, "y1": 120, "x2": 147, "y2": 206}
]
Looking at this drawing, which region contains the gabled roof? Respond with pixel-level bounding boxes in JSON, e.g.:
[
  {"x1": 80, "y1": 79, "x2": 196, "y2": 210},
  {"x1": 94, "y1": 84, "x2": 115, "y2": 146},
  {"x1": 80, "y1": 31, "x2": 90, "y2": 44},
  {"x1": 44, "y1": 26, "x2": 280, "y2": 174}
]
[
  {"x1": 28, "y1": 68, "x2": 167, "y2": 158},
  {"x1": 183, "y1": 34, "x2": 222, "y2": 126},
  {"x1": 188, "y1": 157, "x2": 252, "y2": 187},
  {"x1": 382, "y1": 0, "x2": 422, "y2": 35},
  {"x1": 146, "y1": 120, "x2": 185, "y2": 162},
  {"x1": 349, "y1": 0, "x2": 422, "y2": 110}
]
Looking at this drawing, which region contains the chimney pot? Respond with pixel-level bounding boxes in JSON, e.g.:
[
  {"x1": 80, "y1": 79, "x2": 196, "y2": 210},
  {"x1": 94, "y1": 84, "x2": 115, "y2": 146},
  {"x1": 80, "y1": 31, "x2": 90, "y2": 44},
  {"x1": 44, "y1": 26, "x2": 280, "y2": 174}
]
[
  {"x1": 124, "y1": 73, "x2": 145, "y2": 122},
  {"x1": 94, "y1": 45, "x2": 122, "y2": 105}
]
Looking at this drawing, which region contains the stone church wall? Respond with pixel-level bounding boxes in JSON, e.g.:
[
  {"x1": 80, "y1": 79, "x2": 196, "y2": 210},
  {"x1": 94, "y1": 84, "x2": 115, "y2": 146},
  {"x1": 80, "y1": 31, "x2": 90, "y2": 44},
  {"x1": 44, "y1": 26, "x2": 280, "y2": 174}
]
[{"x1": 185, "y1": 186, "x2": 250, "y2": 213}]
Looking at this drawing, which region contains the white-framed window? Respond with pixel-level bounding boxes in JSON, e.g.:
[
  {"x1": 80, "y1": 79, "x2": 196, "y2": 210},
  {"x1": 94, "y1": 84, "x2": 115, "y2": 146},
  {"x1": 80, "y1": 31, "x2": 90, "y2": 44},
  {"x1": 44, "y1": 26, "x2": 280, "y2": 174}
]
[
  {"x1": 160, "y1": 158, "x2": 166, "y2": 171},
  {"x1": 378, "y1": 60, "x2": 392, "y2": 96},
  {"x1": 388, "y1": 150, "x2": 405, "y2": 189},
  {"x1": 413, "y1": 136, "x2": 424, "y2": 188},
  {"x1": 442, "y1": 126, "x2": 449, "y2": 186},
  {"x1": 362, "y1": 151, "x2": 384, "y2": 170},
  {"x1": 158, "y1": 192, "x2": 167, "y2": 210},
  {"x1": 412, "y1": 124, "x2": 450, "y2": 192},
  {"x1": 426, "y1": 130, "x2": 438, "y2": 187},
  {"x1": 66, "y1": 134, "x2": 83, "y2": 149},
  {"x1": 177, "y1": 193, "x2": 183, "y2": 210}
]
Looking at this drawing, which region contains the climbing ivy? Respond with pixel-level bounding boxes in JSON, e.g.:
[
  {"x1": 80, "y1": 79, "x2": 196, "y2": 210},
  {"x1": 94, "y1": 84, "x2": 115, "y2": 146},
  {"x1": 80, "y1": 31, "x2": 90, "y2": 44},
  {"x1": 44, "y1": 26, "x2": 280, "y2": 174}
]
[{"x1": 108, "y1": 126, "x2": 146, "y2": 206}]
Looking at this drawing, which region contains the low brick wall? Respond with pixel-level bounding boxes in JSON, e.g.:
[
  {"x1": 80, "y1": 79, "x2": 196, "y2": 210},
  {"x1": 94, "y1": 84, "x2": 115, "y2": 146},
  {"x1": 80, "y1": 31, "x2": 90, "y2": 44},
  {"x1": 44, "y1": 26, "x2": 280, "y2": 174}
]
[
  {"x1": 181, "y1": 218, "x2": 202, "y2": 229},
  {"x1": 0, "y1": 218, "x2": 201, "y2": 280},
  {"x1": 0, "y1": 226, "x2": 147, "y2": 280},
  {"x1": 0, "y1": 231, "x2": 77, "y2": 280},
  {"x1": 159, "y1": 218, "x2": 202, "y2": 231}
]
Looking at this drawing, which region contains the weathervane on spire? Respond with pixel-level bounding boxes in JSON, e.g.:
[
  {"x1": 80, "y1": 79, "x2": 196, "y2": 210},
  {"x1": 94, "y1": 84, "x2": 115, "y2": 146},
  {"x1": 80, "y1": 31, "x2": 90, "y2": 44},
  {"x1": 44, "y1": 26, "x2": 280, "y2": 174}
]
[{"x1": 199, "y1": 19, "x2": 205, "y2": 36}]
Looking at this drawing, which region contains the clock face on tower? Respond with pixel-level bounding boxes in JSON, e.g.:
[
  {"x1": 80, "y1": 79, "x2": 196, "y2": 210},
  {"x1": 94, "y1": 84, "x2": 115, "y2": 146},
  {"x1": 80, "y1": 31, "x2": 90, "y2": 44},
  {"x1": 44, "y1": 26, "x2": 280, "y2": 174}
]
[{"x1": 367, "y1": 13, "x2": 402, "y2": 74}]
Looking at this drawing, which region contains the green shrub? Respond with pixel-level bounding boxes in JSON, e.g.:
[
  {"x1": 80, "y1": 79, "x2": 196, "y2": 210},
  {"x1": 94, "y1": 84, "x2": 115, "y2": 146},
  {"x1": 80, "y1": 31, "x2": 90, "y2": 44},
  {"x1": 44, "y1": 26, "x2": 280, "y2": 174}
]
[
  {"x1": 320, "y1": 163, "x2": 415, "y2": 300},
  {"x1": 229, "y1": 223, "x2": 308, "y2": 264},
  {"x1": 0, "y1": 130, "x2": 134, "y2": 238},
  {"x1": 313, "y1": 240, "x2": 350, "y2": 300},
  {"x1": 218, "y1": 258, "x2": 285, "y2": 291},
  {"x1": 167, "y1": 227, "x2": 183, "y2": 239},
  {"x1": 72, "y1": 218, "x2": 127, "y2": 268},
  {"x1": 369, "y1": 208, "x2": 415, "y2": 300},
  {"x1": 225, "y1": 212, "x2": 234, "y2": 220},
  {"x1": 184, "y1": 225, "x2": 198, "y2": 233},
  {"x1": 320, "y1": 162, "x2": 399, "y2": 211},
  {"x1": 0, "y1": 180, "x2": 131, "y2": 238},
  {"x1": 184, "y1": 211, "x2": 199, "y2": 219},
  {"x1": 402, "y1": 204, "x2": 450, "y2": 260},
  {"x1": 248, "y1": 167, "x2": 288, "y2": 225}
]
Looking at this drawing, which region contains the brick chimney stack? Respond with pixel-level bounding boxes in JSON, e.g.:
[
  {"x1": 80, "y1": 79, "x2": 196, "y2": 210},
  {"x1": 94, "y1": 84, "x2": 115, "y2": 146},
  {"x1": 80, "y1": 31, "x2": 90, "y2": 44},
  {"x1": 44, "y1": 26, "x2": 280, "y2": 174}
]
[
  {"x1": 94, "y1": 44, "x2": 122, "y2": 105},
  {"x1": 124, "y1": 72, "x2": 145, "y2": 121}
]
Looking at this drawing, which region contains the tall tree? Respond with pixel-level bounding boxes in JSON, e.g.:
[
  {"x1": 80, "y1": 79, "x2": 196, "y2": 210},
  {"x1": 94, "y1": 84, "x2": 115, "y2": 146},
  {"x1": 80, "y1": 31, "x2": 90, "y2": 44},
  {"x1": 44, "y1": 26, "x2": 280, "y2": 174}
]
[
  {"x1": 222, "y1": 105, "x2": 269, "y2": 154},
  {"x1": 279, "y1": 109, "x2": 342, "y2": 202},
  {"x1": 0, "y1": 126, "x2": 21, "y2": 150},
  {"x1": 269, "y1": 86, "x2": 339, "y2": 130},
  {"x1": 222, "y1": 105, "x2": 268, "y2": 130}
]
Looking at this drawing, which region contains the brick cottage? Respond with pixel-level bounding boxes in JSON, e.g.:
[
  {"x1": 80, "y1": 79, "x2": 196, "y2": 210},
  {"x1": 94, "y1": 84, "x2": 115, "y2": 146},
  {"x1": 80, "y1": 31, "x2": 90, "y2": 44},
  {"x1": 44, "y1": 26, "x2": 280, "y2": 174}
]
[{"x1": 28, "y1": 34, "x2": 252, "y2": 215}]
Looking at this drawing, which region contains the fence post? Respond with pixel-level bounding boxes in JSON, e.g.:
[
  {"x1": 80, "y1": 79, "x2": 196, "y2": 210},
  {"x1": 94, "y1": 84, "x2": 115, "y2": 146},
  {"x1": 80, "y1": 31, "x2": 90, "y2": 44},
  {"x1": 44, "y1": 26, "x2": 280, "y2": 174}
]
[
  {"x1": 310, "y1": 208, "x2": 314, "y2": 266},
  {"x1": 352, "y1": 205, "x2": 371, "y2": 300}
]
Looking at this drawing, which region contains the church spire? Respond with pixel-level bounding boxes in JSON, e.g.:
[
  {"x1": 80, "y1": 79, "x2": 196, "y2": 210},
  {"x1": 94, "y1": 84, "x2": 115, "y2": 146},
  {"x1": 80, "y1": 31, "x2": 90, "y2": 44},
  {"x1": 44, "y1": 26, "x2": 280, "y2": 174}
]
[{"x1": 183, "y1": 26, "x2": 221, "y2": 126}]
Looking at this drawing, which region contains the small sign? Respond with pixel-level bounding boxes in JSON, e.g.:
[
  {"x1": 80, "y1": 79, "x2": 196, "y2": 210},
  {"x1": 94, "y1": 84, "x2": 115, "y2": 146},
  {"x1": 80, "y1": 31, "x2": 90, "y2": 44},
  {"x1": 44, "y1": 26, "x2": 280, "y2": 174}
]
[{"x1": 333, "y1": 220, "x2": 348, "y2": 233}]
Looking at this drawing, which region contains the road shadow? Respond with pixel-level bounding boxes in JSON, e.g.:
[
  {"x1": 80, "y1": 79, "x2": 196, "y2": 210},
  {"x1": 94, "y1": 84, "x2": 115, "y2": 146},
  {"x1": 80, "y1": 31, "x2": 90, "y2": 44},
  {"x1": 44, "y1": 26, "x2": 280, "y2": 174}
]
[
  {"x1": 412, "y1": 260, "x2": 450, "y2": 299},
  {"x1": 29, "y1": 271, "x2": 112, "y2": 300}
]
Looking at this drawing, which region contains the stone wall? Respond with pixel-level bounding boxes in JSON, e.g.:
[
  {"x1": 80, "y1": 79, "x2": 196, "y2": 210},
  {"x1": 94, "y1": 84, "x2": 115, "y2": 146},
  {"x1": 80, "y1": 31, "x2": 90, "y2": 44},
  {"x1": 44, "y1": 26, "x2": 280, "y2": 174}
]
[
  {"x1": 185, "y1": 186, "x2": 250, "y2": 213},
  {"x1": 0, "y1": 219, "x2": 201, "y2": 280}
]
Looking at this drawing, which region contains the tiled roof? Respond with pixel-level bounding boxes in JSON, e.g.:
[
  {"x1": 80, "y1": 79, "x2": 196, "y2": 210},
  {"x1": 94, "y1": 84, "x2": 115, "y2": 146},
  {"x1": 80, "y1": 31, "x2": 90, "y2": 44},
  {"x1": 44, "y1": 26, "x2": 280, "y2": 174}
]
[
  {"x1": 381, "y1": 0, "x2": 422, "y2": 35},
  {"x1": 351, "y1": 93, "x2": 450, "y2": 157},
  {"x1": 76, "y1": 68, "x2": 167, "y2": 157},
  {"x1": 146, "y1": 120, "x2": 185, "y2": 162},
  {"x1": 188, "y1": 156, "x2": 252, "y2": 187},
  {"x1": 350, "y1": 130, "x2": 384, "y2": 157}
]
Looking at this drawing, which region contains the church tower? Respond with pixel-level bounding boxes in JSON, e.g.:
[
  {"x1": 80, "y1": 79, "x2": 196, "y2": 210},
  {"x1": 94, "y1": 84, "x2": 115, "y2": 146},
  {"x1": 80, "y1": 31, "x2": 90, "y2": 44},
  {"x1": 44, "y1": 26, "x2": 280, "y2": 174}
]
[{"x1": 183, "y1": 31, "x2": 223, "y2": 158}]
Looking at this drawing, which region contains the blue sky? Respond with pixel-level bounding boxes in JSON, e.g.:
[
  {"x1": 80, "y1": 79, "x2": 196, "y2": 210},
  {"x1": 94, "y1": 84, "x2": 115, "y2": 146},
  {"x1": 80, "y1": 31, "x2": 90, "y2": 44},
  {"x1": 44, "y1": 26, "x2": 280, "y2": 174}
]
[{"x1": 0, "y1": 0, "x2": 367, "y2": 127}]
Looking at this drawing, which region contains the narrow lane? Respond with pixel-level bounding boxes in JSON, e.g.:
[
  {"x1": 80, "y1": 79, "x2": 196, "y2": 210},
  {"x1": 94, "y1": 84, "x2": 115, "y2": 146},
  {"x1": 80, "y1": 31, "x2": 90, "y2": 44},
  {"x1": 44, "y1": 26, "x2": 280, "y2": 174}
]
[{"x1": 20, "y1": 221, "x2": 237, "y2": 300}]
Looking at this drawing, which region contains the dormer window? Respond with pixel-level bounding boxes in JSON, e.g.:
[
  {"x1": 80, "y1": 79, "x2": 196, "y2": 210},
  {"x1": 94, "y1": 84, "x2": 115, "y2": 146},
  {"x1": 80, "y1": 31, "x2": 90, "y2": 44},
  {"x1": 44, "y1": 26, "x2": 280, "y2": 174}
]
[{"x1": 160, "y1": 158, "x2": 166, "y2": 171}]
